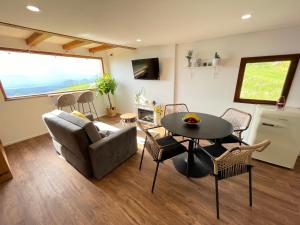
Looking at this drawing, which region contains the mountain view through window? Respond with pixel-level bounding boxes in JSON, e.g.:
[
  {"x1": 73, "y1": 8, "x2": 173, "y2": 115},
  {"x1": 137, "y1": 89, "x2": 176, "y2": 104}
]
[{"x1": 0, "y1": 50, "x2": 103, "y2": 98}]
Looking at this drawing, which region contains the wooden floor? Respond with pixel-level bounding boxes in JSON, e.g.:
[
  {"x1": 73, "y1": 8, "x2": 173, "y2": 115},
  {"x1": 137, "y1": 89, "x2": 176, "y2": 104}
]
[{"x1": 1, "y1": 118, "x2": 300, "y2": 225}]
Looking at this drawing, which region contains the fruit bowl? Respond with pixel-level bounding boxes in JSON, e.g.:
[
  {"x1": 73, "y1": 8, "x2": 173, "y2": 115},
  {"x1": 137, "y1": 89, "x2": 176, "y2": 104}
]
[{"x1": 182, "y1": 113, "x2": 201, "y2": 126}]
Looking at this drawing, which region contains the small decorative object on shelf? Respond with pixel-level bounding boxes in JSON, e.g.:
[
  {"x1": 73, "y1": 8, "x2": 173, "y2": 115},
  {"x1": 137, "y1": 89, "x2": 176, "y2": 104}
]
[
  {"x1": 185, "y1": 50, "x2": 193, "y2": 67},
  {"x1": 276, "y1": 96, "x2": 286, "y2": 110},
  {"x1": 212, "y1": 52, "x2": 221, "y2": 67},
  {"x1": 196, "y1": 58, "x2": 202, "y2": 67}
]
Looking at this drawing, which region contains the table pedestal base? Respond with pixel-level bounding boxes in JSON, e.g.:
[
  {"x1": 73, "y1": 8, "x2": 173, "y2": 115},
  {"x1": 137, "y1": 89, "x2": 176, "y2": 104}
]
[{"x1": 172, "y1": 152, "x2": 210, "y2": 178}]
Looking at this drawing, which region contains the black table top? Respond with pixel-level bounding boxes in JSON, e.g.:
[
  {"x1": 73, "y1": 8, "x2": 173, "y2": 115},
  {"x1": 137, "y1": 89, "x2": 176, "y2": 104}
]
[{"x1": 161, "y1": 112, "x2": 233, "y2": 139}]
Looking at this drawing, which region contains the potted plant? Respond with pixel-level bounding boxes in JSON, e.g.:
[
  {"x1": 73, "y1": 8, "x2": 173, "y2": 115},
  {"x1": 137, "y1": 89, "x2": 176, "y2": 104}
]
[
  {"x1": 95, "y1": 73, "x2": 118, "y2": 117},
  {"x1": 186, "y1": 50, "x2": 193, "y2": 67},
  {"x1": 212, "y1": 52, "x2": 221, "y2": 67}
]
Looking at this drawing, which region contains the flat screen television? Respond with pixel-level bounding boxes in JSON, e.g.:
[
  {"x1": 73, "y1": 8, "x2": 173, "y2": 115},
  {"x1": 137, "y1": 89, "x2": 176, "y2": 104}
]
[{"x1": 132, "y1": 58, "x2": 159, "y2": 80}]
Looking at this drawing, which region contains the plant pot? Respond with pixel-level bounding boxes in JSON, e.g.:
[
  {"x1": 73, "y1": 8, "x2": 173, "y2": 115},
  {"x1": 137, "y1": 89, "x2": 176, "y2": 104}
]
[
  {"x1": 106, "y1": 107, "x2": 117, "y2": 117},
  {"x1": 212, "y1": 58, "x2": 220, "y2": 67}
]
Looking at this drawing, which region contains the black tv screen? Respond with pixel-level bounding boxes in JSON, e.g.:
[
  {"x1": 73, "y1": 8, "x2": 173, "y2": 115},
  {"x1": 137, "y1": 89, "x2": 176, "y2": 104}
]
[{"x1": 132, "y1": 58, "x2": 159, "y2": 80}]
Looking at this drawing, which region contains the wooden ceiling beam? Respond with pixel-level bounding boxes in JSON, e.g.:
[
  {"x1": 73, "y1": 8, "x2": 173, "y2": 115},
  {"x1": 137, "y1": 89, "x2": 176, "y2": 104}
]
[
  {"x1": 62, "y1": 40, "x2": 91, "y2": 50},
  {"x1": 0, "y1": 21, "x2": 136, "y2": 50},
  {"x1": 26, "y1": 32, "x2": 52, "y2": 47},
  {"x1": 89, "y1": 44, "x2": 116, "y2": 53}
]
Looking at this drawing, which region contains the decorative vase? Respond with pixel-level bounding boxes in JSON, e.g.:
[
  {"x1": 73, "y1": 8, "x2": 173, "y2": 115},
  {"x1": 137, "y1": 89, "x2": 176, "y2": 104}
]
[
  {"x1": 154, "y1": 112, "x2": 161, "y2": 125},
  {"x1": 212, "y1": 58, "x2": 220, "y2": 67},
  {"x1": 187, "y1": 59, "x2": 192, "y2": 67},
  {"x1": 106, "y1": 107, "x2": 117, "y2": 117}
]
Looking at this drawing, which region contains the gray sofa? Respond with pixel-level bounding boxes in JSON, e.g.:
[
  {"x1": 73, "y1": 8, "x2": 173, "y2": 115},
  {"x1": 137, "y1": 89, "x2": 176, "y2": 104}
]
[{"x1": 42, "y1": 110, "x2": 137, "y2": 179}]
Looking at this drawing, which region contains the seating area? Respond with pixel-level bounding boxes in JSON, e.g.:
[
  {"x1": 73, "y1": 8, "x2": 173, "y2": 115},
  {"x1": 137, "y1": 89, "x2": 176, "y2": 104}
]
[{"x1": 1, "y1": 1, "x2": 300, "y2": 225}]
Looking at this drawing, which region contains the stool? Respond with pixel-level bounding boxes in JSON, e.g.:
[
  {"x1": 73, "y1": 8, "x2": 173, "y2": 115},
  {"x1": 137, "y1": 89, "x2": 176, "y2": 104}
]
[
  {"x1": 56, "y1": 93, "x2": 76, "y2": 111},
  {"x1": 120, "y1": 113, "x2": 137, "y2": 127},
  {"x1": 77, "y1": 91, "x2": 99, "y2": 120}
]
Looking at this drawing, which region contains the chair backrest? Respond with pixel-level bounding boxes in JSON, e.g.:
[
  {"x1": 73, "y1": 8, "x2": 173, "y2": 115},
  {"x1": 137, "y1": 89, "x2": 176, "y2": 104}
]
[
  {"x1": 164, "y1": 103, "x2": 189, "y2": 116},
  {"x1": 137, "y1": 121, "x2": 161, "y2": 161},
  {"x1": 213, "y1": 140, "x2": 271, "y2": 179},
  {"x1": 77, "y1": 91, "x2": 94, "y2": 103},
  {"x1": 56, "y1": 93, "x2": 76, "y2": 108},
  {"x1": 221, "y1": 108, "x2": 252, "y2": 137}
]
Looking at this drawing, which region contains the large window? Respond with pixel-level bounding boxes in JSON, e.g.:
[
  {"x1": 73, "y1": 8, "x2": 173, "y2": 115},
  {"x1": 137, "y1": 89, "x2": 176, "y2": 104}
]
[
  {"x1": 0, "y1": 48, "x2": 103, "y2": 100},
  {"x1": 234, "y1": 54, "x2": 299, "y2": 104}
]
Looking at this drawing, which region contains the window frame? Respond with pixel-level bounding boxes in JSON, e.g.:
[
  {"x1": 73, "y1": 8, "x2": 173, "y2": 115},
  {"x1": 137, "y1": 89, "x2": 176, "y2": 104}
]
[
  {"x1": 0, "y1": 47, "x2": 104, "y2": 101},
  {"x1": 234, "y1": 54, "x2": 300, "y2": 105}
]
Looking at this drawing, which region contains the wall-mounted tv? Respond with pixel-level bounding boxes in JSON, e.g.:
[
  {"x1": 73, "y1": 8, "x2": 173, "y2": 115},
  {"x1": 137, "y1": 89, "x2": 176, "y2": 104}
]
[{"x1": 132, "y1": 57, "x2": 159, "y2": 80}]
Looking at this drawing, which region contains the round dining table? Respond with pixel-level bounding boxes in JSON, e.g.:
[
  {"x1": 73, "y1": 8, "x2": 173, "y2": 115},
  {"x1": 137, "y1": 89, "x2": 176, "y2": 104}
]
[{"x1": 161, "y1": 112, "x2": 233, "y2": 178}]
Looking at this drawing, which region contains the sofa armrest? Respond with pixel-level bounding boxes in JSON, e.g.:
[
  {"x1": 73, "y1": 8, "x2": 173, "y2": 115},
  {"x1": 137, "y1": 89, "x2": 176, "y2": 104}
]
[{"x1": 89, "y1": 126, "x2": 137, "y2": 179}]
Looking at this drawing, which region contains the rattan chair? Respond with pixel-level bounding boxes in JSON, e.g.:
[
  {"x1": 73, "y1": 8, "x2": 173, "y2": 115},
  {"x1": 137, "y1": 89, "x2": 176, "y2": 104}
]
[
  {"x1": 197, "y1": 140, "x2": 271, "y2": 219},
  {"x1": 163, "y1": 103, "x2": 189, "y2": 136},
  {"x1": 137, "y1": 121, "x2": 189, "y2": 193},
  {"x1": 219, "y1": 108, "x2": 252, "y2": 145},
  {"x1": 163, "y1": 103, "x2": 189, "y2": 116},
  {"x1": 55, "y1": 93, "x2": 76, "y2": 111},
  {"x1": 77, "y1": 91, "x2": 99, "y2": 120}
]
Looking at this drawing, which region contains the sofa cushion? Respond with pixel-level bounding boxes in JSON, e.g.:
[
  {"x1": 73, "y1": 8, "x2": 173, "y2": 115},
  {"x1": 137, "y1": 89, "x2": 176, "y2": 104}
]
[{"x1": 52, "y1": 110, "x2": 101, "y2": 143}]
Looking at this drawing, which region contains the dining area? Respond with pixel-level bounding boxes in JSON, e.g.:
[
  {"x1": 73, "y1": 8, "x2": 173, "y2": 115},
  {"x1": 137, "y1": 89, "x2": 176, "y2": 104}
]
[{"x1": 137, "y1": 104, "x2": 271, "y2": 219}]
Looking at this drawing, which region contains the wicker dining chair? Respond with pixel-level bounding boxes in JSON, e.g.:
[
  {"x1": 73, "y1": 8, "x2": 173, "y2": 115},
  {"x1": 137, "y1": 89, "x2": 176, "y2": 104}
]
[
  {"x1": 164, "y1": 103, "x2": 189, "y2": 116},
  {"x1": 219, "y1": 108, "x2": 252, "y2": 145},
  {"x1": 163, "y1": 103, "x2": 189, "y2": 136},
  {"x1": 77, "y1": 91, "x2": 99, "y2": 120},
  {"x1": 137, "y1": 121, "x2": 189, "y2": 193},
  {"x1": 197, "y1": 140, "x2": 271, "y2": 219},
  {"x1": 56, "y1": 93, "x2": 76, "y2": 111}
]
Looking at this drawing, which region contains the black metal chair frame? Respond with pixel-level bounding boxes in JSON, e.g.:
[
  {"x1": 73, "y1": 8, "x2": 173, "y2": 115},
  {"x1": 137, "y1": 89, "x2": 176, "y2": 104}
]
[
  {"x1": 220, "y1": 108, "x2": 252, "y2": 145},
  {"x1": 198, "y1": 145, "x2": 253, "y2": 219},
  {"x1": 139, "y1": 125, "x2": 190, "y2": 193}
]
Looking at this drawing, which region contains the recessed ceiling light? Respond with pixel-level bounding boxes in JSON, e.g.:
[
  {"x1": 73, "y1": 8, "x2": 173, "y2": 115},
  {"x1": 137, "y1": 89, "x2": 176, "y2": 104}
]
[
  {"x1": 26, "y1": 5, "x2": 40, "y2": 12},
  {"x1": 241, "y1": 14, "x2": 252, "y2": 20},
  {"x1": 136, "y1": 39, "x2": 142, "y2": 42}
]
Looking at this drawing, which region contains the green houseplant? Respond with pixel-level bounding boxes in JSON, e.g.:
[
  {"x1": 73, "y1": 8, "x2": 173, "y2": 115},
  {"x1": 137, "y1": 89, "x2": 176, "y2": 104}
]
[{"x1": 95, "y1": 73, "x2": 118, "y2": 117}]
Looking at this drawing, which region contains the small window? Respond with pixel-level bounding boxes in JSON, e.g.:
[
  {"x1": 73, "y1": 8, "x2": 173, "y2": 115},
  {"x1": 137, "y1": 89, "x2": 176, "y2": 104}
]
[
  {"x1": 234, "y1": 54, "x2": 300, "y2": 104},
  {"x1": 0, "y1": 48, "x2": 103, "y2": 100}
]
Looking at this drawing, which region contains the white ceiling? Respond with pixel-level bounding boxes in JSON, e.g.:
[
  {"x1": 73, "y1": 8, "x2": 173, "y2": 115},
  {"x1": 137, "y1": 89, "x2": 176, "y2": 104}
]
[{"x1": 0, "y1": 0, "x2": 300, "y2": 47}]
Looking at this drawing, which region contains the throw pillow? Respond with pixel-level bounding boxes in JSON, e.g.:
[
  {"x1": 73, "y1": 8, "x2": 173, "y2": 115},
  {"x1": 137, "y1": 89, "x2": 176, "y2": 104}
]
[{"x1": 71, "y1": 111, "x2": 90, "y2": 121}]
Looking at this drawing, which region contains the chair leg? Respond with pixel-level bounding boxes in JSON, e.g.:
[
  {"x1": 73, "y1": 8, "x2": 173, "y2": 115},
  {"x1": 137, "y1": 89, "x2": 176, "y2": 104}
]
[
  {"x1": 249, "y1": 167, "x2": 252, "y2": 207},
  {"x1": 151, "y1": 162, "x2": 160, "y2": 193},
  {"x1": 91, "y1": 102, "x2": 99, "y2": 121},
  {"x1": 139, "y1": 137, "x2": 146, "y2": 171},
  {"x1": 215, "y1": 176, "x2": 220, "y2": 219}
]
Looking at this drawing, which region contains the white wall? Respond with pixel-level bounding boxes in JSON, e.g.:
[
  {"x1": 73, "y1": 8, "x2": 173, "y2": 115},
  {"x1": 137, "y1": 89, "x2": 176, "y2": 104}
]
[
  {"x1": 175, "y1": 26, "x2": 300, "y2": 117},
  {"x1": 108, "y1": 45, "x2": 176, "y2": 113},
  {"x1": 0, "y1": 36, "x2": 108, "y2": 146},
  {"x1": 109, "y1": 26, "x2": 300, "y2": 141}
]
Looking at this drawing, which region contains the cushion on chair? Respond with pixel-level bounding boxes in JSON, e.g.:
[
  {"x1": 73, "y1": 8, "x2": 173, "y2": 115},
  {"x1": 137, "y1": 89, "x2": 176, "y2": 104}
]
[
  {"x1": 220, "y1": 134, "x2": 241, "y2": 144},
  {"x1": 71, "y1": 110, "x2": 90, "y2": 120},
  {"x1": 156, "y1": 136, "x2": 187, "y2": 161}
]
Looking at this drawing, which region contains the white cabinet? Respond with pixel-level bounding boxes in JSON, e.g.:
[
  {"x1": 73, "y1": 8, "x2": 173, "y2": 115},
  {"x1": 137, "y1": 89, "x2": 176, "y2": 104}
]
[{"x1": 248, "y1": 105, "x2": 300, "y2": 169}]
